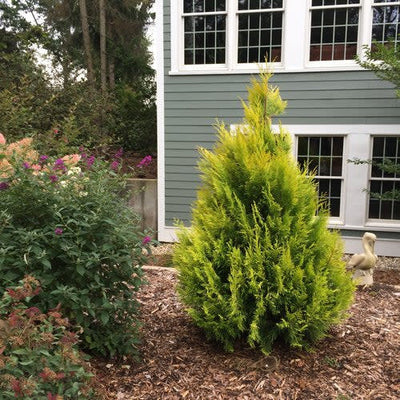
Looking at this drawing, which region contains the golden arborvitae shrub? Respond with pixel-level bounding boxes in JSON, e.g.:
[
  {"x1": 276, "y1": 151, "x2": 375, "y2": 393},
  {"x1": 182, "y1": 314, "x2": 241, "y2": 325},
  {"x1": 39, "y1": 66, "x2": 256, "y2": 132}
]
[{"x1": 173, "y1": 70, "x2": 355, "y2": 354}]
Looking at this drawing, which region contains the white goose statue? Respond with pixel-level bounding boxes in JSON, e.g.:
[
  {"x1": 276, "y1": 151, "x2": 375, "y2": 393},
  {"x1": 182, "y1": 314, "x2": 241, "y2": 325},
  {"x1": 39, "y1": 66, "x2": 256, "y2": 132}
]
[{"x1": 347, "y1": 232, "x2": 378, "y2": 286}]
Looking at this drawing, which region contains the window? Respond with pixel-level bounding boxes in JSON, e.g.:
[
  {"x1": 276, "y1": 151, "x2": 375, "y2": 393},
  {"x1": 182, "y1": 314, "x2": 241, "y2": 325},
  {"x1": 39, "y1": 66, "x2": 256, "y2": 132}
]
[
  {"x1": 369, "y1": 136, "x2": 400, "y2": 220},
  {"x1": 237, "y1": 0, "x2": 284, "y2": 63},
  {"x1": 372, "y1": 0, "x2": 400, "y2": 47},
  {"x1": 297, "y1": 136, "x2": 344, "y2": 217},
  {"x1": 172, "y1": 1, "x2": 400, "y2": 73},
  {"x1": 309, "y1": 0, "x2": 360, "y2": 62},
  {"x1": 183, "y1": 0, "x2": 227, "y2": 64}
]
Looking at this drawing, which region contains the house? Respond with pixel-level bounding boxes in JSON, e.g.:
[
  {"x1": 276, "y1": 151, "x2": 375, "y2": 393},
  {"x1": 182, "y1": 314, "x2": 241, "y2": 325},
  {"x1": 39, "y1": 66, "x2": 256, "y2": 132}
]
[{"x1": 155, "y1": 0, "x2": 400, "y2": 256}]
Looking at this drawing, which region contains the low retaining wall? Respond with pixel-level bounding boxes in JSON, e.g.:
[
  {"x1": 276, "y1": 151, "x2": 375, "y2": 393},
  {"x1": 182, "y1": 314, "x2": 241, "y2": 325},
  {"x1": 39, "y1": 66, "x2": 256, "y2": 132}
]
[{"x1": 126, "y1": 178, "x2": 157, "y2": 235}]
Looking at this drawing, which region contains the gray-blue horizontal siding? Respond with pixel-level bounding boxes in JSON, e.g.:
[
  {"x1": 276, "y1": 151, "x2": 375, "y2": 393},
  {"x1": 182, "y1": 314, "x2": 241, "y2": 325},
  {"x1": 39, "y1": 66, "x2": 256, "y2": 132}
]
[{"x1": 162, "y1": 1, "x2": 400, "y2": 226}]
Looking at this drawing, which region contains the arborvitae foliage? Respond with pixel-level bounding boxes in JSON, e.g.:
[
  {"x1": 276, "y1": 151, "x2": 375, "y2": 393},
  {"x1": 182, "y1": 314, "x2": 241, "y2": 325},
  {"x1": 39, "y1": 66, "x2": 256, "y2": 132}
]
[{"x1": 173, "y1": 70, "x2": 355, "y2": 354}]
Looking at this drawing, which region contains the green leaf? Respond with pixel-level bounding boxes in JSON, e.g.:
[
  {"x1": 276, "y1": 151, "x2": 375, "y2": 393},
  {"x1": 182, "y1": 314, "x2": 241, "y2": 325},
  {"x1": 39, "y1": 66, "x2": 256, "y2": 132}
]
[
  {"x1": 19, "y1": 360, "x2": 35, "y2": 366},
  {"x1": 76, "y1": 264, "x2": 85, "y2": 276},
  {"x1": 100, "y1": 312, "x2": 109, "y2": 325}
]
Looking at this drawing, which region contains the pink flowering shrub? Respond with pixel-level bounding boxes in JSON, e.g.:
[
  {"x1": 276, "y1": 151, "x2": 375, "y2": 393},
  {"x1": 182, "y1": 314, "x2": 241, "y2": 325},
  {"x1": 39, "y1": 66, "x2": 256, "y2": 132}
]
[
  {"x1": 0, "y1": 135, "x2": 149, "y2": 356},
  {"x1": 0, "y1": 277, "x2": 100, "y2": 399}
]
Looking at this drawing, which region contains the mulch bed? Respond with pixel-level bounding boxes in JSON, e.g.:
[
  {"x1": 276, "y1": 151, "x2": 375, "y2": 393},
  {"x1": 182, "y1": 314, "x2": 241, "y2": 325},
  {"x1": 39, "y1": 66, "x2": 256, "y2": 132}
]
[{"x1": 93, "y1": 268, "x2": 400, "y2": 400}]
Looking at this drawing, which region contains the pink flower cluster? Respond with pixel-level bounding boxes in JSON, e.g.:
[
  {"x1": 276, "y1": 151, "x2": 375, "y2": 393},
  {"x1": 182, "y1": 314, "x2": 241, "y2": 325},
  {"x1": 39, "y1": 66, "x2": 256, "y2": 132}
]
[
  {"x1": 137, "y1": 155, "x2": 152, "y2": 168},
  {"x1": 0, "y1": 134, "x2": 83, "y2": 187}
]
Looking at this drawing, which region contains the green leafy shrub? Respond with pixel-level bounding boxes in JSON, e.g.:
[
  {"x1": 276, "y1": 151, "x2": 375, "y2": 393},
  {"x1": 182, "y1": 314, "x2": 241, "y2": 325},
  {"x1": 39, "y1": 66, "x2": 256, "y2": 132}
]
[
  {"x1": 0, "y1": 276, "x2": 100, "y2": 399},
  {"x1": 174, "y1": 70, "x2": 355, "y2": 354},
  {"x1": 0, "y1": 136, "x2": 148, "y2": 356}
]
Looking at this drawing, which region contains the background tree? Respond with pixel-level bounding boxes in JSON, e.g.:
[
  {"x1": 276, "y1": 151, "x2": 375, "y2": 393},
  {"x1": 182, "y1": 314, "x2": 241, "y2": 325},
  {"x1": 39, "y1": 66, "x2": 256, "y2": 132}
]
[
  {"x1": 0, "y1": 0, "x2": 156, "y2": 153},
  {"x1": 79, "y1": 0, "x2": 95, "y2": 87},
  {"x1": 357, "y1": 42, "x2": 400, "y2": 98},
  {"x1": 355, "y1": 42, "x2": 400, "y2": 202}
]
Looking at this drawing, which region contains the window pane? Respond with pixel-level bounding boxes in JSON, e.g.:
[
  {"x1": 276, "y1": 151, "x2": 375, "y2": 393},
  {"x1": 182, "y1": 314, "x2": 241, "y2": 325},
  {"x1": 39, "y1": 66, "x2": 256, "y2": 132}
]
[
  {"x1": 184, "y1": 14, "x2": 226, "y2": 64},
  {"x1": 297, "y1": 136, "x2": 344, "y2": 218},
  {"x1": 216, "y1": 32, "x2": 225, "y2": 46},
  {"x1": 195, "y1": 49, "x2": 205, "y2": 63},
  {"x1": 329, "y1": 198, "x2": 340, "y2": 217},
  {"x1": 206, "y1": 32, "x2": 215, "y2": 47},
  {"x1": 240, "y1": 0, "x2": 282, "y2": 9},
  {"x1": 368, "y1": 136, "x2": 400, "y2": 220},
  {"x1": 185, "y1": 0, "x2": 204, "y2": 13},
  {"x1": 238, "y1": 0, "x2": 248, "y2": 10},
  {"x1": 319, "y1": 157, "x2": 332, "y2": 176},
  {"x1": 250, "y1": 0, "x2": 260, "y2": 9},
  {"x1": 205, "y1": 48, "x2": 215, "y2": 63},
  {"x1": 297, "y1": 156, "x2": 308, "y2": 170},
  {"x1": 238, "y1": 9, "x2": 283, "y2": 63},
  {"x1": 185, "y1": 50, "x2": 194, "y2": 64},
  {"x1": 298, "y1": 137, "x2": 308, "y2": 156},
  {"x1": 184, "y1": 0, "x2": 192, "y2": 13},
  {"x1": 216, "y1": 48, "x2": 225, "y2": 62},
  {"x1": 216, "y1": 0, "x2": 225, "y2": 11},
  {"x1": 369, "y1": 199, "x2": 380, "y2": 219},
  {"x1": 250, "y1": 13, "x2": 260, "y2": 29},
  {"x1": 332, "y1": 158, "x2": 343, "y2": 175},
  {"x1": 372, "y1": 5, "x2": 400, "y2": 48},
  {"x1": 309, "y1": 3, "x2": 360, "y2": 61},
  {"x1": 205, "y1": 0, "x2": 214, "y2": 12},
  {"x1": 309, "y1": 137, "x2": 320, "y2": 155},
  {"x1": 332, "y1": 137, "x2": 344, "y2": 156}
]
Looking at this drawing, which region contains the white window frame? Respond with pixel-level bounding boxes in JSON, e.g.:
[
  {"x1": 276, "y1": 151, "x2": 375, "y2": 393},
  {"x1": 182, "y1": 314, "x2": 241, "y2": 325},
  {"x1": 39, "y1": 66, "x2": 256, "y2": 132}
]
[
  {"x1": 306, "y1": 0, "x2": 363, "y2": 68},
  {"x1": 231, "y1": 124, "x2": 400, "y2": 229},
  {"x1": 286, "y1": 125, "x2": 400, "y2": 232},
  {"x1": 177, "y1": 1, "x2": 229, "y2": 72},
  {"x1": 367, "y1": 135, "x2": 400, "y2": 224},
  {"x1": 370, "y1": 0, "x2": 400, "y2": 46},
  {"x1": 170, "y1": 0, "x2": 389, "y2": 74},
  {"x1": 294, "y1": 134, "x2": 346, "y2": 225}
]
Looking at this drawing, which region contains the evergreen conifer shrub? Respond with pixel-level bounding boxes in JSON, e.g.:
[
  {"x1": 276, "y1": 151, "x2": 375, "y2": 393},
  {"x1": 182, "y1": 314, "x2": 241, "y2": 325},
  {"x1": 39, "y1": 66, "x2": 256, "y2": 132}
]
[{"x1": 173, "y1": 70, "x2": 355, "y2": 354}]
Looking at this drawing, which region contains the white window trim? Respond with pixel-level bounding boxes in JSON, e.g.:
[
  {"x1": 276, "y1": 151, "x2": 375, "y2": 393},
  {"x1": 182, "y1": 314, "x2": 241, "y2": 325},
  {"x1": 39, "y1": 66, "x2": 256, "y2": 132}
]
[
  {"x1": 367, "y1": 134, "x2": 400, "y2": 225},
  {"x1": 293, "y1": 133, "x2": 347, "y2": 226},
  {"x1": 170, "y1": 0, "x2": 385, "y2": 75},
  {"x1": 229, "y1": 124, "x2": 400, "y2": 229},
  {"x1": 158, "y1": 122, "x2": 400, "y2": 254},
  {"x1": 285, "y1": 125, "x2": 400, "y2": 231}
]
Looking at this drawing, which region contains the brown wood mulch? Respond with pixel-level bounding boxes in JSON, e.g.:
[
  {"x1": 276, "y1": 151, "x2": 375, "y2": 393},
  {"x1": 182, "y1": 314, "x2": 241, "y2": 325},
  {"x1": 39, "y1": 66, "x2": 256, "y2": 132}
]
[{"x1": 93, "y1": 268, "x2": 400, "y2": 400}]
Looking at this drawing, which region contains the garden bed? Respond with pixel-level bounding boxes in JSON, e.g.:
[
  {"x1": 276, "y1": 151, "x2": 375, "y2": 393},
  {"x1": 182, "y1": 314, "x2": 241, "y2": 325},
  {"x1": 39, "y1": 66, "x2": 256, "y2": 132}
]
[{"x1": 93, "y1": 267, "x2": 400, "y2": 400}]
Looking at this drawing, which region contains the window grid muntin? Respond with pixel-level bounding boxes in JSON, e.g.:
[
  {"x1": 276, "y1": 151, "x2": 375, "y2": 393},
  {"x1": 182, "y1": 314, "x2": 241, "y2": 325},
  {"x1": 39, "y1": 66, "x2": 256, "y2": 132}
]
[
  {"x1": 184, "y1": 0, "x2": 226, "y2": 13},
  {"x1": 297, "y1": 136, "x2": 344, "y2": 217},
  {"x1": 238, "y1": 0, "x2": 283, "y2": 11},
  {"x1": 369, "y1": 136, "x2": 400, "y2": 220},
  {"x1": 312, "y1": 0, "x2": 360, "y2": 6},
  {"x1": 183, "y1": 2, "x2": 227, "y2": 65},
  {"x1": 310, "y1": 1, "x2": 360, "y2": 61},
  {"x1": 237, "y1": 2, "x2": 283, "y2": 64},
  {"x1": 372, "y1": 1, "x2": 400, "y2": 48}
]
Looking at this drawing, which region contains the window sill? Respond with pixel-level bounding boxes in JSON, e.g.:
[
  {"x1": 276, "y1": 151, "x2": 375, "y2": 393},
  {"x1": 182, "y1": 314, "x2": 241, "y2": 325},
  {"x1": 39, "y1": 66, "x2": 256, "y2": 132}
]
[
  {"x1": 168, "y1": 63, "x2": 364, "y2": 76},
  {"x1": 365, "y1": 221, "x2": 400, "y2": 231},
  {"x1": 328, "y1": 219, "x2": 345, "y2": 227}
]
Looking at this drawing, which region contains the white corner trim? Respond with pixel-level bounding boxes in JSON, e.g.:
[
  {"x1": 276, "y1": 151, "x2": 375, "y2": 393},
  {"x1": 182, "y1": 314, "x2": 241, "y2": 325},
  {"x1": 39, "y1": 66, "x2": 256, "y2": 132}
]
[
  {"x1": 170, "y1": 0, "x2": 178, "y2": 73},
  {"x1": 155, "y1": 0, "x2": 166, "y2": 242}
]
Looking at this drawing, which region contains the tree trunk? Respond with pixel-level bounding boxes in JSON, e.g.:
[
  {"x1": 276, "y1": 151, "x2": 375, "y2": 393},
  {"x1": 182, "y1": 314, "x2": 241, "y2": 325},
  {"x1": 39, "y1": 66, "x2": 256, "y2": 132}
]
[
  {"x1": 109, "y1": 57, "x2": 115, "y2": 90},
  {"x1": 99, "y1": 0, "x2": 107, "y2": 93},
  {"x1": 79, "y1": 0, "x2": 95, "y2": 87}
]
